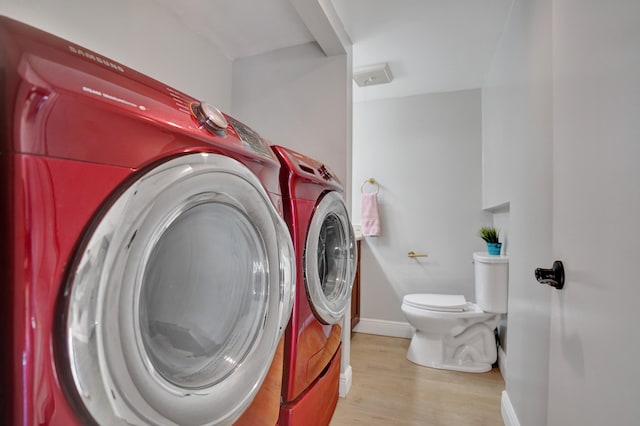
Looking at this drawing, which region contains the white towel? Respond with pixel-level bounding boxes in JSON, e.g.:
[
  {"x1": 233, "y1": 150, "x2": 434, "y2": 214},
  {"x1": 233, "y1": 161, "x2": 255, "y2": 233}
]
[{"x1": 361, "y1": 192, "x2": 380, "y2": 236}]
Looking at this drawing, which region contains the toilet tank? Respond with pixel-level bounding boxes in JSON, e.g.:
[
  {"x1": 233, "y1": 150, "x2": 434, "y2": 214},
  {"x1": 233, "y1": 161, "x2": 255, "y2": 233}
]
[{"x1": 473, "y1": 252, "x2": 509, "y2": 313}]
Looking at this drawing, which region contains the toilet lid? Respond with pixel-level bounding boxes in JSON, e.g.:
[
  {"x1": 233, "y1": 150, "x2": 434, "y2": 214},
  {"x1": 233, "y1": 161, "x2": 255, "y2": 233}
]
[{"x1": 403, "y1": 294, "x2": 469, "y2": 312}]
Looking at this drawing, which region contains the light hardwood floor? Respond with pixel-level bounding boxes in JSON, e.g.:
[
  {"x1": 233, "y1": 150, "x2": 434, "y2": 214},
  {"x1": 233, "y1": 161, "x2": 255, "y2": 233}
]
[{"x1": 330, "y1": 333, "x2": 504, "y2": 426}]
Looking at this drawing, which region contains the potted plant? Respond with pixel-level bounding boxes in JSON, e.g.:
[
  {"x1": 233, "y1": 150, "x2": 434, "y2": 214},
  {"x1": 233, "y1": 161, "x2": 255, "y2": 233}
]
[{"x1": 478, "y1": 226, "x2": 502, "y2": 255}]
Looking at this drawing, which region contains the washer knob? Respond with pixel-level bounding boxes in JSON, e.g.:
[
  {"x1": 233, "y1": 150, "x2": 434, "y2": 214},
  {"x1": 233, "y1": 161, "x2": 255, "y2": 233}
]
[{"x1": 191, "y1": 101, "x2": 228, "y2": 135}]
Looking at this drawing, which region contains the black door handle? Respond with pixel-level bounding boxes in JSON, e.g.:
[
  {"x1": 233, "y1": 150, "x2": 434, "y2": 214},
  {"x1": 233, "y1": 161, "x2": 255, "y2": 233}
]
[{"x1": 535, "y1": 261, "x2": 565, "y2": 290}]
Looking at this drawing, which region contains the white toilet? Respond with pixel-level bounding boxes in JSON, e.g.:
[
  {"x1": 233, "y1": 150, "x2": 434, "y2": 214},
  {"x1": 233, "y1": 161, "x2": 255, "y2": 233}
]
[{"x1": 401, "y1": 252, "x2": 508, "y2": 373}]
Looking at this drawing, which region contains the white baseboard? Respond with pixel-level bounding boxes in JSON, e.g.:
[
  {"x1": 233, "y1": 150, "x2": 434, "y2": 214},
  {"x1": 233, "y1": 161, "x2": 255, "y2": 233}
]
[
  {"x1": 501, "y1": 390, "x2": 520, "y2": 426},
  {"x1": 339, "y1": 365, "x2": 352, "y2": 397},
  {"x1": 353, "y1": 318, "x2": 413, "y2": 339}
]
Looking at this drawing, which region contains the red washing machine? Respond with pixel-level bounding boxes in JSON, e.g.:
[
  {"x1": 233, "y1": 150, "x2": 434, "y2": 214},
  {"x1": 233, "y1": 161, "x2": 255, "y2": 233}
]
[
  {"x1": 272, "y1": 146, "x2": 357, "y2": 426},
  {"x1": 0, "y1": 16, "x2": 296, "y2": 426}
]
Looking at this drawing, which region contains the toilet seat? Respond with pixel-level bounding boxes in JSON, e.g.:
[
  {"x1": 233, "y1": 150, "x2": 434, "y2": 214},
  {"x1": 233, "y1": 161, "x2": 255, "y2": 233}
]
[{"x1": 403, "y1": 294, "x2": 469, "y2": 312}]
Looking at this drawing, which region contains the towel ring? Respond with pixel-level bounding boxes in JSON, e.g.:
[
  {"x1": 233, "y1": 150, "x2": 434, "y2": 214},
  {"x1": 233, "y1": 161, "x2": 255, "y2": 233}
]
[{"x1": 360, "y1": 178, "x2": 380, "y2": 194}]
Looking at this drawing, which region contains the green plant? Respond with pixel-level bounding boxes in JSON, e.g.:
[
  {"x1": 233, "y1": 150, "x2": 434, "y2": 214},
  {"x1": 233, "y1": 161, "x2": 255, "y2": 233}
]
[{"x1": 478, "y1": 226, "x2": 500, "y2": 244}]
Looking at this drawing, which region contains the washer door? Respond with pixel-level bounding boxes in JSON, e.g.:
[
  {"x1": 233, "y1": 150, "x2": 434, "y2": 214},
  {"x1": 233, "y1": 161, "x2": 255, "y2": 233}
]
[
  {"x1": 304, "y1": 191, "x2": 357, "y2": 324},
  {"x1": 62, "y1": 153, "x2": 295, "y2": 426}
]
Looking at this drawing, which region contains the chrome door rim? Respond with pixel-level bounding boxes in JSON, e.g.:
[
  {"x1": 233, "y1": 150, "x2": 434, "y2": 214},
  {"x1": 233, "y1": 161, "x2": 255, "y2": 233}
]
[
  {"x1": 63, "y1": 153, "x2": 295, "y2": 426},
  {"x1": 304, "y1": 191, "x2": 357, "y2": 324}
]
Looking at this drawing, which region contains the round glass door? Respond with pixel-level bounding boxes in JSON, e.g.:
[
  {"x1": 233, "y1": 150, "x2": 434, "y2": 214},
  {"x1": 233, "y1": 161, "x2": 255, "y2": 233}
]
[
  {"x1": 304, "y1": 191, "x2": 357, "y2": 324},
  {"x1": 139, "y1": 202, "x2": 267, "y2": 389},
  {"x1": 62, "y1": 153, "x2": 295, "y2": 426}
]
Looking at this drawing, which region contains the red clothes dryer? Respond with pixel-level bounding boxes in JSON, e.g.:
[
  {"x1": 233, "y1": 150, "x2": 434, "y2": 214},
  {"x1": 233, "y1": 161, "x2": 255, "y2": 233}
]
[
  {"x1": 272, "y1": 146, "x2": 357, "y2": 426},
  {"x1": 0, "y1": 16, "x2": 296, "y2": 426}
]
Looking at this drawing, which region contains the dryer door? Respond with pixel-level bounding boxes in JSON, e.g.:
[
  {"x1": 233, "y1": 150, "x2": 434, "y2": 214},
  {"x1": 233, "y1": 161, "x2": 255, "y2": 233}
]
[
  {"x1": 61, "y1": 153, "x2": 295, "y2": 426},
  {"x1": 304, "y1": 191, "x2": 357, "y2": 324}
]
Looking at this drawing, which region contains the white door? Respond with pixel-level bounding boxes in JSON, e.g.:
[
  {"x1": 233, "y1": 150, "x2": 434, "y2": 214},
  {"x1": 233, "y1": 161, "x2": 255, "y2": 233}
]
[
  {"x1": 305, "y1": 191, "x2": 357, "y2": 324},
  {"x1": 62, "y1": 153, "x2": 295, "y2": 426},
  {"x1": 548, "y1": 1, "x2": 640, "y2": 424}
]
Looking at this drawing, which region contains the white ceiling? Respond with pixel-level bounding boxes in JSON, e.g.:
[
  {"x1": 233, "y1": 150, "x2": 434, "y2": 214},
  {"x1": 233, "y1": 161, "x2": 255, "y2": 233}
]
[
  {"x1": 156, "y1": 0, "x2": 513, "y2": 101},
  {"x1": 334, "y1": 0, "x2": 513, "y2": 101},
  {"x1": 154, "y1": 0, "x2": 316, "y2": 59}
]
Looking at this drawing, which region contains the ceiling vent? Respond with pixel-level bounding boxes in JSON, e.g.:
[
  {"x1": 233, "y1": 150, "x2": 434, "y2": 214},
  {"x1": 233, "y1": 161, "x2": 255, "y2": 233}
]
[{"x1": 353, "y1": 63, "x2": 393, "y2": 87}]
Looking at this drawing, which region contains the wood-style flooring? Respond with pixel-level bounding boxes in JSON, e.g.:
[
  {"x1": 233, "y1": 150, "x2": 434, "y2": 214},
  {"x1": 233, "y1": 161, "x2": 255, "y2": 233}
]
[{"x1": 330, "y1": 333, "x2": 504, "y2": 426}]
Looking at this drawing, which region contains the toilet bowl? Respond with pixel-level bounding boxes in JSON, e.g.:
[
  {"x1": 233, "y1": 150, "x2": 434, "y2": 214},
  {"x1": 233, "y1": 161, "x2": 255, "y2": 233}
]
[{"x1": 401, "y1": 253, "x2": 508, "y2": 373}]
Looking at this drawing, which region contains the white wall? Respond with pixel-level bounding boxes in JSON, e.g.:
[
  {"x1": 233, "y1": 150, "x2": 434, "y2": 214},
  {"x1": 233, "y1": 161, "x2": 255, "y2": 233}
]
[
  {"x1": 351, "y1": 89, "x2": 491, "y2": 324},
  {"x1": 0, "y1": 0, "x2": 233, "y2": 109},
  {"x1": 483, "y1": 1, "x2": 554, "y2": 425},
  {"x1": 231, "y1": 43, "x2": 351, "y2": 197}
]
